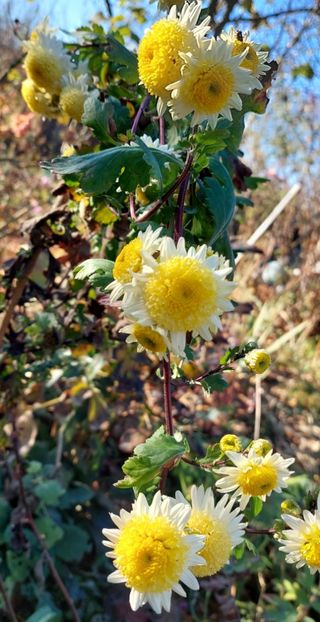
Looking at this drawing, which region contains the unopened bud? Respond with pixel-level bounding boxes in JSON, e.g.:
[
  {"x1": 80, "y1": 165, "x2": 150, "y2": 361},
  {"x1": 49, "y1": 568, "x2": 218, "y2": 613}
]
[
  {"x1": 280, "y1": 499, "x2": 301, "y2": 517},
  {"x1": 244, "y1": 349, "x2": 271, "y2": 374},
  {"x1": 219, "y1": 434, "x2": 242, "y2": 453},
  {"x1": 251, "y1": 438, "x2": 272, "y2": 457}
]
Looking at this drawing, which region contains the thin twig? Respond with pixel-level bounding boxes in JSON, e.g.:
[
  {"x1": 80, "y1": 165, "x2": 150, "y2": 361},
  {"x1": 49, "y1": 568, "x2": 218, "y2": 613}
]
[
  {"x1": 245, "y1": 527, "x2": 275, "y2": 535},
  {"x1": 174, "y1": 171, "x2": 191, "y2": 243},
  {"x1": 172, "y1": 351, "x2": 246, "y2": 386},
  {"x1": 0, "y1": 573, "x2": 19, "y2": 622},
  {"x1": 0, "y1": 247, "x2": 42, "y2": 347},
  {"x1": 129, "y1": 193, "x2": 137, "y2": 220},
  {"x1": 254, "y1": 375, "x2": 262, "y2": 440},
  {"x1": 159, "y1": 116, "x2": 165, "y2": 145},
  {"x1": 233, "y1": 7, "x2": 317, "y2": 23},
  {"x1": 162, "y1": 357, "x2": 174, "y2": 435},
  {"x1": 135, "y1": 150, "x2": 193, "y2": 224},
  {"x1": 131, "y1": 94, "x2": 151, "y2": 134}
]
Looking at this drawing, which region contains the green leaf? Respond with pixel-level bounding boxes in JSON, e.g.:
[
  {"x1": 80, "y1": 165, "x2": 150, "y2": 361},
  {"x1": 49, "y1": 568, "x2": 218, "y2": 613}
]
[
  {"x1": 115, "y1": 426, "x2": 188, "y2": 493},
  {"x1": 42, "y1": 146, "x2": 182, "y2": 196},
  {"x1": 59, "y1": 484, "x2": 94, "y2": 509},
  {"x1": 73, "y1": 258, "x2": 114, "y2": 289},
  {"x1": 234, "y1": 541, "x2": 245, "y2": 560},
  {"x1": 82, "y1": 96, "x2": 115, "y2": 143},
  {"x1": 201, "y1": 373, "x2": 228, "y2": 394},
  {"x1": 244, "y1": 176, "x2": 269, "y2": 190},
  {"x1": 0, "y1": 497, "x2": 10, "y2": 529},
  {"x1": 6, "y1": 550, "x2": 31, "y2": 581},
  {"x1": 34, "y1": 516, "x2": 64, "y2": 548},
  {"x1": 199, "y1": 443, "x2": 221, "y2": 464},
  {"x1": 52, "y1": 524, "x2": 90, "y2": 562},
  {"x1": 203, "y1": 158, "x2": 235, "y2": 244},
  {"x1": 219, "y1": 341, "x2": 258, "y2": 365},
  {"x1": 249, "y1": 496, "x2": 264, "y2": 518},
  {"x1": 107, "y1": 34, "x2": 138, "y2": 84},
  {"x1": 34, "y1": 480, "x2": 65, "y2": 506},
  {"x1": 193, "y1": 126, "x2": 230, "y2": 172},
  {"x1": 133, "y1": 136, "x2": 163, "y2": 191},
  {"x1": 292, "y1": 63, "x2": 314, "y2": 80},
  {"x1": 26, "y1": 606, "x2": 62, "y2": 622}
]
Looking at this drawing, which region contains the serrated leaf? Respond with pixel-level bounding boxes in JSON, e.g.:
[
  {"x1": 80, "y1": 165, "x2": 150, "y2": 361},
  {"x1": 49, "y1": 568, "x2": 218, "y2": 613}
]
[
  {"x1": 52, "y1": 524, "x2": 90, "y2": 562},
  {"x1": 42, "y1": 146, "x2": 182, "y2": 196},
  {"x1": 203, "y1": 158, "x2": 235, "y2": 244},
  {"x1": 199, "y1": 443, "x2": 221, "y2": 464},
  {"x1": 115, "y1": 426, "x2": 188, "y2": 493},
  {"x1": 74, "y1": 258, "x2": 114, "y2": 289},
  {"x1": 133, "y1": 135, "x2": 163, "y2": 190},
  {"x1": 82, "y1": 96, "x2": 115, "y2": 143},
  {"x1": 201, "y1": 373, "x2": 228, "y2": 393},
  {"x1": 34, "y1": 480, "x2": 65, "y2": 506},
  {"x1": 26, "y1": 606, "x2": 62, "y2": 622},
  {"x1": 107, "y1": 34, "x2": 138, "y2": 84},
  {"x1": 6, "y1": 550, "x2": 31, "y2": 581}
]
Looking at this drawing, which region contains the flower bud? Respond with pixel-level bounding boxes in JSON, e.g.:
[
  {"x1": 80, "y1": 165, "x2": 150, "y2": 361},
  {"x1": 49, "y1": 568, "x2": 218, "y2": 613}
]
[
  {"x1": 251, "y1": 438, "x2": 272, "y2": 457},
  {"x1": 280, "y1": 499, "x2": 301, "y2": 517},
  {"x1": 219, "y1": 434, "x2": 242, "y2": 453},
  {"x1": 244, "y1": 349, "x2": 271, "y2": 374}
]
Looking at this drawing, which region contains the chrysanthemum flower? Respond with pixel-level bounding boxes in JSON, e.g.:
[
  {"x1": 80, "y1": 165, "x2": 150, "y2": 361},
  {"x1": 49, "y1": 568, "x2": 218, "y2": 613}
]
[
  {"x1": 59, "y1": 74, "x2": 91, "y2": 122},
  {"x1": 244, "y1": 348, "x2": 271, "y2": 374},
  {"x1": 24, "y1": 30, "x2": 72, "y2": 94},
  {"x1": 215, "y1": 448, "x2": 295, "y2": 510},
  {"x1": 102, "y1": 491, "x2": 205, "y2": 613},
  {"x1": 279, "y1": 493, "x2": 320, "y2": 574},
  {"x1": 108, "y1": 226, "x2": 163, "y2": 303},
  {"x1": 124, "y1": 236, "x2": 235, "y2": 357},
  {"x1": 21, "y1": 79, "x2": 59, "y2": 118},
  {"x1": 175, "y1": 485, "x2": 246, "y2": 576},
  {"x1": 138, "y1": 1, "x2": 210, "y2": 114},
  {"x1": 168, "y1": 38, "x2": 262, "y2": 128},
  {"x1": 120, "y1": 323, "x2": 169, "y2": 359},
  {"x1": 220, "y1": 27, "x2": 269, "y2": 78}
]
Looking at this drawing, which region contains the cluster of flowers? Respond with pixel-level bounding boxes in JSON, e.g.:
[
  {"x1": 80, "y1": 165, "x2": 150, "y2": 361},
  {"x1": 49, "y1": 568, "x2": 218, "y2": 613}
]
[
  {"x1": 103, "y1": 439, "x2": 320, "y2": 614},
  {"x1": 21, "y1": 19, "x2": 93, "y2": 122},
  {"x1": 108, "y1": 226, "x2": 235, "y2": 358},
  {"x1": 138, "y1": 1, "x2": 269, "y2": 126}
]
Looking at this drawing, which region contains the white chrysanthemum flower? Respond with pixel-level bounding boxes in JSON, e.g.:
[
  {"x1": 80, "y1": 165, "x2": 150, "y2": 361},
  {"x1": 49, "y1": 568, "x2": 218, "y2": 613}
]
[
  {"x1": 279, "y1": 493, "x2": 320, "y2": 574},
  {"x1": 107, "y1": 226, "x2": 163, "y2": 303},
  {"x1": 215, "y1": 448, "x2": 295, "y2": 510},
  {"x1": 102, "y1": 491, "x2": 205, "y2": 614},
  {"x1": 174, "y1": 485, "x2": 246, "y2": 576},
  {"x1": 59, "y1": 73, "x2": 92, "y2": 122},
  {"x1": 138, "y1": 1, "x2": 211, "y2": 115},
  {"x1": 127, "y1": 134, "x2": 174, "y2": 154},
  {"x1": 24, "y1": 29, "x2": 72, "y2": 94},
  {"x1": 120, "y1": 322, "x2": 169, "y2": 359},
  {"x1": 167, "y1": 38, "x2": 262, "y2": 128},
  {"x1": 220, "y1": 27, "x2": 269, "y2": 78},
  {"x1": 123, "y1": 236, "x2": 235, "y2": 357}
]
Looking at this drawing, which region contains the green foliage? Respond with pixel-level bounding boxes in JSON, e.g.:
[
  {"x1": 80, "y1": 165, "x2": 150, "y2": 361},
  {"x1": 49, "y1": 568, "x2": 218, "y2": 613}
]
[
  {"x1": 26, "y1": 606, "x2": 62, "y2": 622},
  {"x1": 201, "y1": 373, "x2": 228, "y2": 393},
  {"x1": 74, "y1": 258, "x2": 114, "y2": 289},
  {"x1": 116, "y1": 427, "x2": 189, "y2": 493}
]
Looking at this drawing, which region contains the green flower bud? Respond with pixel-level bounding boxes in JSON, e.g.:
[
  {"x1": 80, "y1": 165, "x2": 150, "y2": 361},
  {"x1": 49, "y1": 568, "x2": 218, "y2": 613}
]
[
  {"x1": 280, "y1": 499, "x2": 301, "y2": 517},
  {"x1": 251, "y1": 438, "x2": 272, "y2": 457},
  {"x1": 244, "y1": 349, "x2": 271, "y2": 374},
  {"x1": 219, "y1": 434, "x2": 242, "y2": 453}
]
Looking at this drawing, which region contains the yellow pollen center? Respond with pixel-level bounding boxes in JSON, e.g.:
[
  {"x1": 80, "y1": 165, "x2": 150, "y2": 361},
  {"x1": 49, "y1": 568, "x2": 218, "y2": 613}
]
[
  {"x1": 301, "y1": 526, "x2": 320, "y2": 568},
  {"x1": 232, "y1": 41, "x2": 259, "y2": 74},
  {"x1": 60, "y1": 88, "x2": 86, "y2": 122},
  {"x1": 138, "y1": 20, "x2": 196, "y2": 98},
  {"x1": 237, "y1": 463, "x2": 278, "y2": 496},
  {"x1": 181, "y1": 62, "x2": 235, "y2": 114},
  {"x1": 132, "y1": 324, "x2": 167, "y2": 353},
  {"x1": 143, "y1": 256, "x2": 217, "y2": 332},
  {"x1": 113, "y1": 238, "x2": 143, "y2": 283},
  {"x1": 24, "y1": 48, "x2": 63, "y2": 94},
  {"x1": 114, "y1": 515, "x2": 187, "y2": 591},
  {"x1": 187, "y1": 511, "x2": 232, "y2": 577}
]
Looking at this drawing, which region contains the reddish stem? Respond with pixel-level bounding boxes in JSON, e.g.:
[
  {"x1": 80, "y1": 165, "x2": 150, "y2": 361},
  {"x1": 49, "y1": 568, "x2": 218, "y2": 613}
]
[
  {"x1": 129, "y1": 193, "x2": 137, "y2": 220},
  {"x1": 131, "y1": 94, "x2": 151, "y2": 134},
  {"x1": 159, "y1": 116, "x2": 165, "y2": 145},
  {"x1": 174, "y1": 172, "x2": 190, "y2": 243}
]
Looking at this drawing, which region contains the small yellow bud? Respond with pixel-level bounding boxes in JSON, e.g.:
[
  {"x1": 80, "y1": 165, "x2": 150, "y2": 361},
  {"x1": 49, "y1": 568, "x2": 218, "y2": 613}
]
[
  {"x1": 280, "y1": 499, "x2": 301, "y2": 517},
  {"x1": 59, "y1": 87, "x2": 86, "y2": 122},
  {"x1": 135, "y1": 185, "x2": 149, "y2": 206},
  {"x1": 219, "y1": 434, "x2": 242, "y2": 453},
  {"x1": 244, "y1": 349, "x2": 271, "y2": 374},
  {"x1": 250, "y1": 438, "x2": 272, "y2": 457},
  {"x1": 21, "y1": 79, "x2": 58, "y2": 118}
]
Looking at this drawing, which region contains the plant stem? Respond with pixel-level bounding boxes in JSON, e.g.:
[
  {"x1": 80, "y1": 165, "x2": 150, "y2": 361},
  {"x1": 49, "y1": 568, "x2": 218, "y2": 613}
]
[
  {"x1": 174, "y1": 172, "x2": 190, "y2": 243},
  {"x1": 0, "y1": 573, "x2": 18, "y2": 622},
  {"x1": 131, "y1": 94, "x2": 151, "y2": 134},
  {"x1": 136, "y1": 150, "x2": 193, "y2": 224},
  {"x1": 162, "y1": 357, "x2": 174, "y2": 435},
  {"x1": 245, "y1": 527, "x2": 275, "y2": 535},
  {"x1": 172, "y1": 351, "x2": 246, "y2": 385},
  {"x1": 159, "y1": 116, "x2": 165, "y2": 145},
  {"x1": 129, "y1": 193, "x2": 137, "y2": 220}
]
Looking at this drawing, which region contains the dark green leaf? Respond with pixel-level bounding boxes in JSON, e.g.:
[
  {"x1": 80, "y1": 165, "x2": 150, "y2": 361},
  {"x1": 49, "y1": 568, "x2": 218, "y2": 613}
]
[
  {"x1": 82, "y1": 96, "x2": 115, "y2": 143},
  {"x1": 53, "y1": 524, "x2": 91, "y2": 562},
  {"x1": 6, "y1": 551, "x2": 31, "y2": 581},
  {"x1": 59, "y1": 484, "x2": 94, "y2": 509},
  {"x1": 115, "y1": 426, "x2": 188, "y2": 493},
  {"x1": 203, "y1": 158, "x2": 235, "y2": 244},
  {"x1": 133, "y1": 136, "x2": 163, "y2": 190},
  {"x1": 26, "y1": 606, "x2": 62, "y2": 622},
  {"x1": 34, "y1": 517, "x2": 64, "y2": 548},
  {"x1": 34, "y1": 480, "x2": 65, "y2": 506},
  {"x1": 199, "y1": 443, "x2": 221, "y2": 464},
  {"x1": 107, "y1": 34, "x2": 138, "y2": 84},
  {"x1": 245, "y1": 176, "x2": 269, "y2": 189},
  {"x1": 42, "y1": 147, "x2": 182, "y2": 196},
  {"x1": 201, "y1": 373, "x2": 228, "y2": 393}
]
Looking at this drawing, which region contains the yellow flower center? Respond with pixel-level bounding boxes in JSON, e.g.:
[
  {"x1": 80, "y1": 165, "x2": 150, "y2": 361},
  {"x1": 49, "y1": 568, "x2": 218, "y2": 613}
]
[
  {"x1": 232, "y1": 41, "x2": 259, "y2": 75},
  {"x1": 179, "y1": 62, "x2": 235, "y2": 114},
  {"x1": 187, "y1": 511, "x2": 232, "y2": 577},
  {"x1": 113, "y1": 238, "x2": 143, "y2": 283},
  {"x1": 301, "y1": 526, "x2": 320, "y2": 569},
  {"x1": 24, "y1": 48, "x2": 63, "y2": 94},
  {"x1": 143, "y1": 256, "x2": 217, "y2": 332},
  {"x1": 132, "y1": 324, "x2": 167, "y2": 353},
  {"x1": 138, "y1": 20, "x2": 196, "y2": 98},
  {"x1": 60, "y1": 87, "x2": 86, "y2": 122},
  {"x1": 237, "y1": 463, "x2": 278, "y2": 496},
  {"x1": 114, "y1": 515, "x2": 187, "y2": 591}
]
